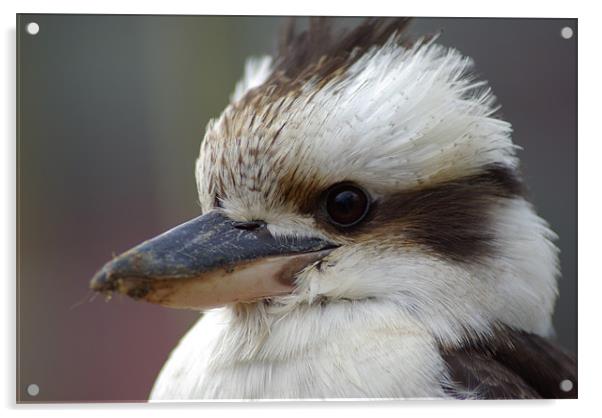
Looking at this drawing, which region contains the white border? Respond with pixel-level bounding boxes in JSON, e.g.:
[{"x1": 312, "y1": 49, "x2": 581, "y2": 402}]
[
  {"x1": 2, "y1": 1, "x2": 598, "y2": 417},
  {"x1": 1, "y1": 0, "x2": 585, "y2": 18}
]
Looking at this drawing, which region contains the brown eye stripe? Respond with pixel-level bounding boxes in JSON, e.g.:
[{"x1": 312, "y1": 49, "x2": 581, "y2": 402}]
[{"x1": 316, "y1": 164, "x2": 524, "y2": 262}]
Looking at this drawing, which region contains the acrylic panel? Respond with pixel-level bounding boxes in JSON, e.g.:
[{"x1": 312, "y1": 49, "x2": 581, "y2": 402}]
[{"x1": 17, "y1": 14, "x2": 577, "y2": 402}]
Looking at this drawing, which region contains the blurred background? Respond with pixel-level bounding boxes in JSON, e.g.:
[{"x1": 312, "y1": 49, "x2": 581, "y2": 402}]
[{"x1": 17, "y1": 15, "x2": 577, "y2": 402}]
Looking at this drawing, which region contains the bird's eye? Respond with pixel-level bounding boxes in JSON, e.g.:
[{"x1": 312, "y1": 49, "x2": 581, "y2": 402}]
[{"x1": 324, "y1": 183, "x2": 370, "y2": 227}]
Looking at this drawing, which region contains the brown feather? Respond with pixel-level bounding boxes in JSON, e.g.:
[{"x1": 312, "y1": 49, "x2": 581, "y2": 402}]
[
  {"x1": 440, "y1": 325, "x2": 577, "y2": 399},
  {"x1": 239, "y1": 17, "x2": 413, "y2": 105},
  {"x1": 276, "y1": 17, "x2": 412, "y2": 81}
]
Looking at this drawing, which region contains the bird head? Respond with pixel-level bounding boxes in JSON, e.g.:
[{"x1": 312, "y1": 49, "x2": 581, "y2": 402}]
[{"x1": 91, "y1": 18, "x2": 559, "y2": 344}]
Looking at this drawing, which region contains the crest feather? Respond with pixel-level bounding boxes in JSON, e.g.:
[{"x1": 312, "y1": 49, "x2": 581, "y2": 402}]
[
  {"x1": 276, "y1": 17, "x2": 412, "y2": 81},
  {"x1": 237, "y1": 17, "x2": 413, "y2": 104}
]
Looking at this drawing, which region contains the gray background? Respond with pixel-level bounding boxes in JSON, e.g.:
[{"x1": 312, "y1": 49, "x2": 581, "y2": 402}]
[{"x1": 17, "y1": 15, "x2": 577, "y2": 402}]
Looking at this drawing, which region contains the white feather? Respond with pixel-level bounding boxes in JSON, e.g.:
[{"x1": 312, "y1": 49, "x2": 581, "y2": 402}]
[
  {"x1": 151, "y1": 302, "x2": 448, "y2": 399},
  {"x1": 230, "y1": 56, "x2": 273, "y2": 103}
]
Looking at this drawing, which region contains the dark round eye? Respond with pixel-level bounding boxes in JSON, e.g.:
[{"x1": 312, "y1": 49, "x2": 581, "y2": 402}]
[{"x1": 325, "y1": 183, "x2": 370, "y2": 227}]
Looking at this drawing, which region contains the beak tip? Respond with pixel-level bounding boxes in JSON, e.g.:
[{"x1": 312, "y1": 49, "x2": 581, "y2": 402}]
[
  {"x1": 89, "y1": 266, "x2": 115, "y2": 293},
  {"x1": 90, "y1": 261, "x2": 152, "y2": 302}
]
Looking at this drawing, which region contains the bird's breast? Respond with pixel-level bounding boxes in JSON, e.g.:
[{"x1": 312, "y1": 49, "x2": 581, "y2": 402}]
[{"x1": 150, "y1": 302, "x2": 450, "y2": 400}]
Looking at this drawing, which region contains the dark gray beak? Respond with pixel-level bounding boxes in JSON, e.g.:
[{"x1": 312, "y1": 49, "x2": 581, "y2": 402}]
[{"x1": 90, "y1": 211, "x2": 336, "y2": 309}]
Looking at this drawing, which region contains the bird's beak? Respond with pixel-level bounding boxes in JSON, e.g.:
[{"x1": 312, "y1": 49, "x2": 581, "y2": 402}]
[{"x1": 90, "y1": 211, "x2": 336, "y2": 310}]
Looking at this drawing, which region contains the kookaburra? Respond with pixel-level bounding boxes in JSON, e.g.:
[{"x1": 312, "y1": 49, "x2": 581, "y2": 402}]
[{"x1": 91, "y1": 18, "x2": 576, "y2": 399}]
